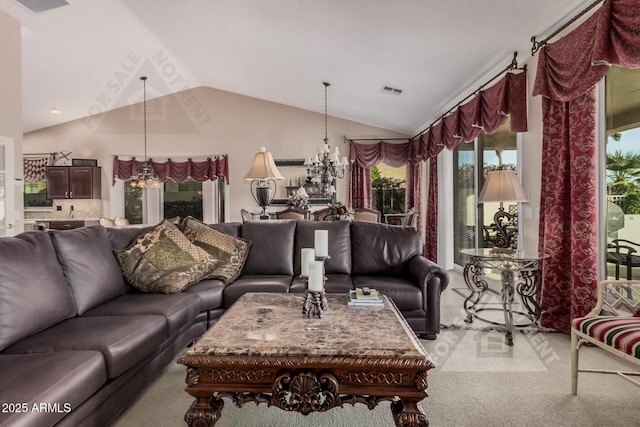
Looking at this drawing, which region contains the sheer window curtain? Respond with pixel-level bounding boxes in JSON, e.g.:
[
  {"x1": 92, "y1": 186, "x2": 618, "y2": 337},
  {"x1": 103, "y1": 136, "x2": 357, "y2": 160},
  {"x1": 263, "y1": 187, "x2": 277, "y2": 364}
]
[{"x1": 532, "y1": 0, "x2": 640, "y2": 333}]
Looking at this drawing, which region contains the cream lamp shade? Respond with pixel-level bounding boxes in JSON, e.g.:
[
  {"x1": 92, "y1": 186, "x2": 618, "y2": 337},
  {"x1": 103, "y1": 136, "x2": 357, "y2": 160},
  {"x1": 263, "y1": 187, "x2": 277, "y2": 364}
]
[
  {"x1": 243, "y1": 147, "x2": 284, "y2": 180},
  {"x1": 478, "y1": 170, "x2": 527, "y2": 203},
  {"x1": 297, "y1": 186, "x2": 309, "y2": 197}
]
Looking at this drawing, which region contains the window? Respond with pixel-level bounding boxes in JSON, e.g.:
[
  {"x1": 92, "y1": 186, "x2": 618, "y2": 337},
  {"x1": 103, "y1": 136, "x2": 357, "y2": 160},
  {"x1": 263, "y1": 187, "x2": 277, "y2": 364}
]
[
  {"x1": 371, "y1": 164, "x2": 406, "y2": 223},
  {"x1": 163, "y1": 180, "x2": 203, "y2": 221},
  {"x1": 452, "y1": 121, "x2": 518, "y2": 267},
  {"x1": 123, "y1": 179, "x2": 225, "y2": 225},
  {"x1": 604, "y1": 66, "x2": 640, "y2": 280},
  {"x1": 124, "y1": 184, "x2": 144, "y2": 224},
  {"x1": 24, "y1": 181, "x2": 52, "y2": 208}
]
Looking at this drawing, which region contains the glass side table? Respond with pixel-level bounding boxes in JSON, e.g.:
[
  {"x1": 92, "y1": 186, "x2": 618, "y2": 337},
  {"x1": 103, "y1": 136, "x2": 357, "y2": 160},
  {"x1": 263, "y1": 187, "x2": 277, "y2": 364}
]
[{"x1": 460, "y1": 248, "x2": 550, "y2": 346}]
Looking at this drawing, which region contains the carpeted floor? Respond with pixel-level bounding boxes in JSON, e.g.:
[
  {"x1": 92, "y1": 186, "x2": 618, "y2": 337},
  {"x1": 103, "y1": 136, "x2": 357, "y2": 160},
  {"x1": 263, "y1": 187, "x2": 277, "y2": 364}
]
[
  {"x1": 112, "y1": 327, "x2": 640, "y2": 427},
  {"x1": 112, "y1": 276, "x2": 640, "y2": 426}
]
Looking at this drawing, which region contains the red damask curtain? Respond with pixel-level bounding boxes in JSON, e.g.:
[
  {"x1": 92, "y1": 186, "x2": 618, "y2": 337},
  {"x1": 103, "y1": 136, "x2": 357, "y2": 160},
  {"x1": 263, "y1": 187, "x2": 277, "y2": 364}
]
[
  {"x1": 533, "y1": 0, "x2": 640, "y2": 333},
  {"x1": 538, "y1": 90, "x2": 599, "y2": 332},
  {"x1": 425, "y1": 157, "x2": 438, "y2": 262},
  {"x1": 112, "y1": 156, "x2": 229, "y2": 185}
]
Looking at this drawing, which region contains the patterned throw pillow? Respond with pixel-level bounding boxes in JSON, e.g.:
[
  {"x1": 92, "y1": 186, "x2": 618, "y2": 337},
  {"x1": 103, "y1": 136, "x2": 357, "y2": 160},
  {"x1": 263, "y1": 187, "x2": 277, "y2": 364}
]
[
  {"x1": 182, "y1": 216, "x2": 252, "y2": 285},
  {"x1": 114, "y1": 220, "x2": 218, "y2": 293}
]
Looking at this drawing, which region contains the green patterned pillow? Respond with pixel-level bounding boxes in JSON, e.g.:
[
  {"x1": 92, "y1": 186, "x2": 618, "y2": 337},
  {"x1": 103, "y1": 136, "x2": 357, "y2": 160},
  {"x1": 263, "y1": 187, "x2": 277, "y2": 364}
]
[
  {"x1": 115, "y1": 220, "x2": 218, "y2": 293},
  {"x1": 182, "y1": 216, "x2": 252, "y2": 285}
]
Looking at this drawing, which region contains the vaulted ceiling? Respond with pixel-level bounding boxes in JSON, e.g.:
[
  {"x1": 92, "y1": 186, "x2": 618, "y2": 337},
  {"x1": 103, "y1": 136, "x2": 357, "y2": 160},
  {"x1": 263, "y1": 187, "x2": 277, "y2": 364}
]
[{"x1": 1, "y1": 0, "x2": 592, "y2": 134}]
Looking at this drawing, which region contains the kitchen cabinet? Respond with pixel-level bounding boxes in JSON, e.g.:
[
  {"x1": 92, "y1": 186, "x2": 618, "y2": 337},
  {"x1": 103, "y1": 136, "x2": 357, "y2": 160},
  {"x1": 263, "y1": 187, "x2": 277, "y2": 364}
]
[{"x1": 46, "y1": 166, "x2": 101, "y2": 199}]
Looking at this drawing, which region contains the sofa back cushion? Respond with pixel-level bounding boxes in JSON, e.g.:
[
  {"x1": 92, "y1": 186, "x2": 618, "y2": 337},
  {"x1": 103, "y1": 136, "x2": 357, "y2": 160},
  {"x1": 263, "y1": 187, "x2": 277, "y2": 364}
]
[
  {"x1": 0, "y1": 232, "x2": 77, "y2": 351},
  {"x1": 351, "y1": 222, "x2": 423, "y2": 275},
  {"x1": 106, "y1": 226, "x2": 154, "y2": 250},
  {"x1": 294, "y1": 220, "x2": 351, "y2": 274},
  {"x1": 50, "y1": 226, "x2": 127, "y2": 315},
  {"x1": 241, "y1": 220, "x2": 296, "y2": 275},
  {"x1": 209, "y1": 222, "x2": 242, "y2": 237}
]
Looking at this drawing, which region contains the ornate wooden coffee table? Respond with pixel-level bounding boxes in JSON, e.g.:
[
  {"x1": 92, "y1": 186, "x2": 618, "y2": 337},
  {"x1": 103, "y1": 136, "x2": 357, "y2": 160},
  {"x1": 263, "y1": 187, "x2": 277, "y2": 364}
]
[{"x1": 178, "y1": 292, "x2": 433, "y2": 426}]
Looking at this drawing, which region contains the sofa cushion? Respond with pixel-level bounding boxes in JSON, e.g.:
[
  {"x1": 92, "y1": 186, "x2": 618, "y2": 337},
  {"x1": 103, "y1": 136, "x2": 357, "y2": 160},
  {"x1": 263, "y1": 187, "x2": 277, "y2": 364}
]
[
  {"x1": 223, "y1": 275, "x2": 292, "y2": 308},
  {"x1": 3, "y1": 315, "x2": 166, "y2": 379},
  {"x1": 115, "y1": 220, "x2": 219, "y2": 294},
  {"x1": 106, "y1": 226, "x2": 153, "y2": 250},
  {"x1": 182, "y1": 216, "x2": 252, "y2": 284},
  {"x1": 50, "y1": 226, "x2": 127, "y2": 315},
  {"x1": 0, "y1": 351, "x2": 106, "y2": 427},
  {"x1": 351, "y1": 221, "x2": 422, "y2": 275},
  {"x1": 83, "y1": 292, "x2": 201, "y2": 337},
  {"x1": 293, "y1": 220, "x2": 351, "y2": 274},
  {"x1": 241, "y1": 220, "x2": 296, "y2": 275},
  {"x1": 184, "y1": 278, "x2": 226, "y2": 311},
  {"x1": 352, "y1": 276, "x2": 423, "y2": 311},
  {"x1": 0, "y1": 232, "x2": 77, "y2": 352},
  {"x1": 209, "y1": 222, "x2": 242, "y2": 237}
]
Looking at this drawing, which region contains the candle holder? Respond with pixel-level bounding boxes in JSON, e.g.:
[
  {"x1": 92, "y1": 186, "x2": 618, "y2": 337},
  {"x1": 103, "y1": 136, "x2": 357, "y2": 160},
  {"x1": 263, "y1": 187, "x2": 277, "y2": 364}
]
[{"x1": 303, "y1": 289, "x2": 328, "y2": 318}]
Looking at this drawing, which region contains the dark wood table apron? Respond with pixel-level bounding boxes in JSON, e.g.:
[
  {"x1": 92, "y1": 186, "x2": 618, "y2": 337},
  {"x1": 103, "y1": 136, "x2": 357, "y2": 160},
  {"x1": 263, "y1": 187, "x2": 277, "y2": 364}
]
[{"x1": 178, "y1": 293, "x2": 434, "y2": 427}]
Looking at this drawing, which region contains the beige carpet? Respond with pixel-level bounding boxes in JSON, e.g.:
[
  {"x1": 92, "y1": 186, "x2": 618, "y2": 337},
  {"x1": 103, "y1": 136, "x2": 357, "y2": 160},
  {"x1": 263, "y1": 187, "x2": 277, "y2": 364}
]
[{"x1": 112, "y1": 328, "x2": 640, "y2": 427}]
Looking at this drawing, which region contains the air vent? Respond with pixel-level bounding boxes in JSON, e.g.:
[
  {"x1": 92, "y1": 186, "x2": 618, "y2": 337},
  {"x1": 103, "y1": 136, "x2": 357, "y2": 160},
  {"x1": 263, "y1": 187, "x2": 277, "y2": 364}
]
[
  {"x1": 15, "y1": 0, "x2": 69, "y2": 14},
  {"x1": 381, "y1": 85, "x2": 403, "y2": 96}
]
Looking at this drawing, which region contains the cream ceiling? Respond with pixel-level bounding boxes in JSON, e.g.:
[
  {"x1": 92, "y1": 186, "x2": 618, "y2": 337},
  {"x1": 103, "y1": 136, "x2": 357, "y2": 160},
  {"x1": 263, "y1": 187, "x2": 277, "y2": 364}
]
[{"x1": 1, "y1": 0, "x2": 594, "y2": 134}]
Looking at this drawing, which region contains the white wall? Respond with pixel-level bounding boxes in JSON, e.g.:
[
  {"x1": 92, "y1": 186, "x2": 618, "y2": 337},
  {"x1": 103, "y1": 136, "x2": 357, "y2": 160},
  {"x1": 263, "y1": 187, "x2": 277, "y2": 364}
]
[
  {"x1": 0, "y1": 10, "x2": 23, "y2": 232},
  {"x1": 23, "y1": 86, "x2": 408, "y2": 223}
]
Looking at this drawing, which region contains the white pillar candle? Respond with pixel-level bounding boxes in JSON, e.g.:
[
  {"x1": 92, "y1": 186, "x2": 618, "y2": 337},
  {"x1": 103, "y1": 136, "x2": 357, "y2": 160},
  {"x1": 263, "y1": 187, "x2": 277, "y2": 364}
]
[
  {"x1": 314, "y1": 230, "x2": 328, "y2": 258},
  {"x1": 308, "y1": 260, "x2": 324, "y2": 292},
  {"x1": 301, "y1": 248, "x2": 315, "y2": 276}
]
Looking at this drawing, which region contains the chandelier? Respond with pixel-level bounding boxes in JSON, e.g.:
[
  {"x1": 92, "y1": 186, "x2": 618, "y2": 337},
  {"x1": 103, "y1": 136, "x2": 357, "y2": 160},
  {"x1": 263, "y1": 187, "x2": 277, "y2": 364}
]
[
  {"x1": 304, "y1": 82, "x2": 348, "y2": 198},
  {"x1": 130, "y1": 76, "x2": 160, "y2": 188}
]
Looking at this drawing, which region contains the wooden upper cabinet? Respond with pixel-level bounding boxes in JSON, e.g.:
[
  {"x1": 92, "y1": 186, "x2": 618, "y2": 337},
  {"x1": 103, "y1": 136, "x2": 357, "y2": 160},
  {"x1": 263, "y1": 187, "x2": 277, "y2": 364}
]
[{"x1": 46, "y1": 166, "x2": 102, "y2": 199}]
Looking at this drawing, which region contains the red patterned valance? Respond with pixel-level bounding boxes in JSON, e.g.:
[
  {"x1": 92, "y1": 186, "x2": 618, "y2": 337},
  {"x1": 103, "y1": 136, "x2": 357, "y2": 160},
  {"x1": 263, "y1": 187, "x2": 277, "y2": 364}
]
[
  {"x1": 23, "y1": 155, "x2": 54, "y2": 182},
  {"x1": 412, "y1": 69, "x2": 528, "y2": 160},
  {"x1": 112, "y1": 156, "x2": 229, "y2": 185},
  {"x1": 533, "y1": 0, "x2": 640, "y2": 101}
]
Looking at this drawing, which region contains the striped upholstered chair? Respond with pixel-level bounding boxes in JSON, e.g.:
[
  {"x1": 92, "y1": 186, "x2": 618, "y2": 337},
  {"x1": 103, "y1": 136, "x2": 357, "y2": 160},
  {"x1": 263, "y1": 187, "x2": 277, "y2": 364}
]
[{"x1": 571, "y1": 280, "x2": 640, "y2": 394}]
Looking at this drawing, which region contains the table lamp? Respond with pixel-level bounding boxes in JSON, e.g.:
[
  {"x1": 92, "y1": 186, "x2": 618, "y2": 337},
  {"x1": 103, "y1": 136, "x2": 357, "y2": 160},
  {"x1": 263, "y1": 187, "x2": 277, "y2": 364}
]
[
  {"x1": 478, "y1": 169, "x2": 527, "y2": 249},
  {"x1": 243, "y1": 147, "x2": 284, "y2": 219}
]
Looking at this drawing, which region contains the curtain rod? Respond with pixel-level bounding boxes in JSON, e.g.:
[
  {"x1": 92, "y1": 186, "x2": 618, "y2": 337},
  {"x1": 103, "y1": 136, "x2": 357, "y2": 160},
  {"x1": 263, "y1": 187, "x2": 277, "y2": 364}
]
[
  {"x1": 412, "y1": 52, "x2": 524, "y2": 140},
  {"x1": 23, "y1": 152, "x2": 55, "y2": 156},
  {"x1": 345, "y1": 137, "x2": 411, "y2": 143},
  {"x1": 531, "y1": 0, "x2": 605, "y2": 55}
]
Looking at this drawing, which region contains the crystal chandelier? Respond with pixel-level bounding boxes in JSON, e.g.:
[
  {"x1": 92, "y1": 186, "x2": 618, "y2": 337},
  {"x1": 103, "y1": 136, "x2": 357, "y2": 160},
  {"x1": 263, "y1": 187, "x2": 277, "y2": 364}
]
[
  {"x1": 304, "y1": 82, "x2": 348, "y2": 198},
  {"x1": 130, "y1": 76, "x2": 160, "y2": 189}
]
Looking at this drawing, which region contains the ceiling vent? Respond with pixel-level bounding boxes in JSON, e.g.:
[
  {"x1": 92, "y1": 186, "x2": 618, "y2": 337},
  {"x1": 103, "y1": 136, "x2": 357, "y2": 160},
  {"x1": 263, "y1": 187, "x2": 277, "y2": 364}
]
[
  {"x1": 381, "y1": 86, "x2": 403, "y2": 96},
  {"x1": 14, "y1": 0, "x2": 69, "y2": 14}
]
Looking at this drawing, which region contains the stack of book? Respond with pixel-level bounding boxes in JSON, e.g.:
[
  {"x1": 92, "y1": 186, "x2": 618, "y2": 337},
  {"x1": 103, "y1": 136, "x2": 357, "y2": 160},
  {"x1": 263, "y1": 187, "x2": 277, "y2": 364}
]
[{"x1": 348, "y1": 288, "x2": 384, "y2": 307}]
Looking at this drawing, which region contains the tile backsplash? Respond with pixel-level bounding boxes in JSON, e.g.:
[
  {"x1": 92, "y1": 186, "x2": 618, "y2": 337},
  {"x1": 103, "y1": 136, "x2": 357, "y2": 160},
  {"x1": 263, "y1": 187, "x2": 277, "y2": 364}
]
[{"x1": 24, "y1": 199, "x2": 104, "y2": 220}]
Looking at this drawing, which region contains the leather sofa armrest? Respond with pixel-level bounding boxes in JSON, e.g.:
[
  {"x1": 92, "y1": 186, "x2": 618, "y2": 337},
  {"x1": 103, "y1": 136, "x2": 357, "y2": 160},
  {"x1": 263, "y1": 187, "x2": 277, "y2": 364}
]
[
  {"x1": 406, "y1": 256, "x2": 449, "y2": 295},
  {"x1": 406, "y1": 256, "x2": 449, "y2": 339}
]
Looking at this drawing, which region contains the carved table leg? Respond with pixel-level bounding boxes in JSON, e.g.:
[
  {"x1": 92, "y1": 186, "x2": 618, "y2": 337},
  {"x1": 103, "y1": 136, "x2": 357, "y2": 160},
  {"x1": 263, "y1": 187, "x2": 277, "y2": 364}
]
[
  {"x1": 185, "y1": 395, "x2": 223, "y2": 427},
  {"x1": 391, "y1": 399, "x2": 428, "y2": 427}
]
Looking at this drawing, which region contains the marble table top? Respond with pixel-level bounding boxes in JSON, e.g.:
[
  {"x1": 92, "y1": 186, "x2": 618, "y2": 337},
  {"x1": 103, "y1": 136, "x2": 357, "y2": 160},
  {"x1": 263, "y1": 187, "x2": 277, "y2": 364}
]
[{"x1": 186, "y1": 293, "x2": 430, "y2": 363}]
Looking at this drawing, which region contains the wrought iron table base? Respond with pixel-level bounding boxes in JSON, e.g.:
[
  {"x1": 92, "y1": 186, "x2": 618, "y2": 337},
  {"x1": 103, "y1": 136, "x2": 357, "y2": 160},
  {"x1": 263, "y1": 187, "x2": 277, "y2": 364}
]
[{"x1": 463, "y1": 256, "x2": 543, "y2": 346}]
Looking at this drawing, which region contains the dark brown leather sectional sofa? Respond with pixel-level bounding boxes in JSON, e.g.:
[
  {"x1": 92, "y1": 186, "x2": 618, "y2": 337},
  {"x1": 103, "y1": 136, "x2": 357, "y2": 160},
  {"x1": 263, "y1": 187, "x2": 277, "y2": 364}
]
[{"x1": 0, "y1": 219, "x2": 448, "y2": 426}]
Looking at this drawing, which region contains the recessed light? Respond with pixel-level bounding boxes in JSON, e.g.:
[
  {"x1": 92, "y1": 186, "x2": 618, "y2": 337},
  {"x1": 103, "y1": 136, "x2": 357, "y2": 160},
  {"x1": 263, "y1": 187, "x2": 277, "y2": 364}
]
[{"x1": 50, "y1": 108, "x2": 61, "y2": 115}]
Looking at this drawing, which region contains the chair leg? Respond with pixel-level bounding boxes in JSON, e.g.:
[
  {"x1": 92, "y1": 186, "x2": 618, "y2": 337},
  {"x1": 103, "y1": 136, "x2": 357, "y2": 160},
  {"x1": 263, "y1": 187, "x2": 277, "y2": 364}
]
[{"x1": 571, "y1": 331, "x2": 579, "y2": 395}]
